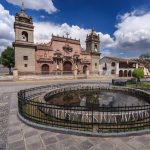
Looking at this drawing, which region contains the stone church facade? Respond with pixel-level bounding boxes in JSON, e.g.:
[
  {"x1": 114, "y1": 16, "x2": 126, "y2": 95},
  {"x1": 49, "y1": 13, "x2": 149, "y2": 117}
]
[{"x1": 13, "y1": 4, "x2": 100, "y2": 75}]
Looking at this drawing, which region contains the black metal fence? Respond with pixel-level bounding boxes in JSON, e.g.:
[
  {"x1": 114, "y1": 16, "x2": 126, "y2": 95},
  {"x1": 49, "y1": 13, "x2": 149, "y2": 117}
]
[{"x1": 18, "y1": 81, "x2": 150, "y2": 135}]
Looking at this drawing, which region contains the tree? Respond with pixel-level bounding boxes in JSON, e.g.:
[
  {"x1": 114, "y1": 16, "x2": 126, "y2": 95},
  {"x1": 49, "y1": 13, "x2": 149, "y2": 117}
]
[
  {"x1": 1, "y1": 47, "x2": 15, "y2": 74},
  {"x1": 137, "y1": 54, "x2": 150, "y2": 71},
  {"x1": 132, "y1": 69, "x2": 144, "y2": 82},
  {"x1": 0, "y1": 56, "x2": 2, "y2": 64}
]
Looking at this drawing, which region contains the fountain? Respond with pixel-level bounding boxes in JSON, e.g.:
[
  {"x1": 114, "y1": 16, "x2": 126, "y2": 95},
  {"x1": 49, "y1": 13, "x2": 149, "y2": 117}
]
[{"x1": 18, "y1": 80, "x2": 150, "y2": 136}]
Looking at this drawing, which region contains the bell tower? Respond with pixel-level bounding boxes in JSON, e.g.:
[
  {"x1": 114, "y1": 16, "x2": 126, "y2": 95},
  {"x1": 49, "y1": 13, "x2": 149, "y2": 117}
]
[
  {"x1": 86, "y1": 28, "x2": 100, "y2": 73},
  {"x1": 13, "y1": 2, "x2": 36, "y2": 73},
  {"x1": 86, "y1": 28, "x2": 100, "y2": 53}
]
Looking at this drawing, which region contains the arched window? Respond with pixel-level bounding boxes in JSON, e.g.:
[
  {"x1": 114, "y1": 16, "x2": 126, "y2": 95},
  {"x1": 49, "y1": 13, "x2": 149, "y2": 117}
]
[
  {"x1": 128, "y1": 70, "x2": 132, "y2": 77},
  {"x1": 83, "y1": 65, "x2": 88, "y2": 74},
  {"x1": 94, "y1": 44, "x2": 98, "y2": 52},
  {"x1": 95, "y1": 63, "x2": 97, "y2": 69},
  {"x1": 124, "y1": 70, "x2": 128, "y2": 77},
  {"x1": 111, "y1": 62, "x2": 116, "y2": 67},
  {"x1": 103, "y1": 63, "x2": 107, "y2": 70},
  {"x1": 22, "y1": 31, "x2": 28, "y2": 42},
  {"x1": 119, "y1": 70, "x2": 123, "y2": 77}
]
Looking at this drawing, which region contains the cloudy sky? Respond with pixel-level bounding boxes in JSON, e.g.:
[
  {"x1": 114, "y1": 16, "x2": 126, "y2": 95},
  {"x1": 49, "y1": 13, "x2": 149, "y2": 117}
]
[{"x1": 0, "y1": 0, "x2": 150, "y2": 58}]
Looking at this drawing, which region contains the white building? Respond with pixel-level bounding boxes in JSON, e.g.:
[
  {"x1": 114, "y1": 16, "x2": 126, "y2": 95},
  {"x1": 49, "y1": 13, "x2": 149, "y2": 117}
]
[
  {"x1": 99, "y1": 57, "x2": 138, "y2": 77},
  {"x1": 138, "y1": 63, "x2": 150, "y2": 77}
]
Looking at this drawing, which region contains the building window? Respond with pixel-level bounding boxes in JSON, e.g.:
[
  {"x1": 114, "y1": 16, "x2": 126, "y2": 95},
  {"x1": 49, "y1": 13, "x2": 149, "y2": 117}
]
[
  {"x1": 111, "y1": 62, "x2": 116, "y2": 67},
  {"x1": 22, "y1": 31, "x2": 28, "y2": 42},
  {"x1": 103, "y1": 63, "x2": 107, "y2": 70},
  {"x1": 23, "y1": 56, "x2": 28, "y2": 60},
  {"x1": 95, "y1": 63, "x2": 97, "y2": 69},
  {"x1": 94, "y1": 44, "x2": 98, "y2": 52},
  {"x1": 24, "y1": 64, "x2": 28, "y2": 67},
  {"x1": 111, "y1": 70, "x2": 115, "y2": 74}
]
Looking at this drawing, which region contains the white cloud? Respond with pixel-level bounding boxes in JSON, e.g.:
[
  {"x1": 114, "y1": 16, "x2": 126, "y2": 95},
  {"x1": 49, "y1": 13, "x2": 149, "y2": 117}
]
[
  {"x1": 114, "y1": 10, "x2": 150, "y2": 51},
  {"x1": 101, "y1": 10, "x2": 150, "y2": 57},
  {"x1": 34, "y1": 22, "x2": 115, "y2": 50},
  {"x1": 0, "y1": 4, "x2": 14, "y2": 53},
  {"x1": 34, "y1": 22, "x2": 91, "y2": 48},
  {"x1": 40, "y1": 15, "x2": 45, "y2": 19},
  {"x1": 33, "y1": 10, "x2": 150, "y2": 57},
  {"x1": 6, "y1": 0, "x2": 57, "y2": 14},
  {"x1": 101, "y1": 50, "x2": 112, "y2": 57},
  {"x1": 1, "y1": 3, "x2": 150, "y2": 58},
  {"x1": 98, "y1": 33, "x2": 115, "y2": 48}
]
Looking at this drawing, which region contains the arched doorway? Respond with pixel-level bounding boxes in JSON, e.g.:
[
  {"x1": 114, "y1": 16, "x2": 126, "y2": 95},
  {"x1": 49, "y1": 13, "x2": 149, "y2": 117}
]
[
  {"x1": 128, "y1": 70, "x2": 132, "y2": 77},
  {"x1": 63, "y1": 61, "x2": 72, "y2": 72},
  {"x1": 124, "y1": 70, "x2": 128, "y2": 77},
  {"x1": 83, "y1": 65, "x2": 88, "y2": 74},
  {"x1": 111, "y1": 70, "x2": 115, "y2": 75},
  {"x1": 41, "y1": 64, "x2": 49, "y2": 74},
  {"x1": 119, "y1": 70, "x2": 123, "y2": 77}
]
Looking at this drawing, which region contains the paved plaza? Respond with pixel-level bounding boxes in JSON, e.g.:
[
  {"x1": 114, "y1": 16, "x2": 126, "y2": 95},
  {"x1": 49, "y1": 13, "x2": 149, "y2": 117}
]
[{"x1": 0, "y1": 81, "x2": 150, "y2": 150}]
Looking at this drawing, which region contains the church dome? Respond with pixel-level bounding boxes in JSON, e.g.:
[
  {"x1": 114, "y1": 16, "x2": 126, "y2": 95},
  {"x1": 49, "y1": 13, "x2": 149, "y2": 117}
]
[
  {"x1": 15, "y1": 2, "x2": 33, "y2": 24},
  {"x1": 86, "y1": 28, "x2": 100, "y2": 41}
]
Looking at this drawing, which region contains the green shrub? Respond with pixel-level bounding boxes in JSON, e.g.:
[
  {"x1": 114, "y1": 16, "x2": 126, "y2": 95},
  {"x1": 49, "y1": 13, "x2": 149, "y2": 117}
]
[{"x1": 132, "y1": 69, "x2": 144, "y2": 79}]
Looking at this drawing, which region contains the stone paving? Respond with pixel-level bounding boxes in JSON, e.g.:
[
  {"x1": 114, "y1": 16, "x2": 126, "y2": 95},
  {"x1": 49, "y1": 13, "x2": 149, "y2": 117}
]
[
  {"x1": 0, "y1": 81, "x2": 150, "y2": 150},
  {"x1": 0, "y1": 93, "x2": 10, "y2": 149}
]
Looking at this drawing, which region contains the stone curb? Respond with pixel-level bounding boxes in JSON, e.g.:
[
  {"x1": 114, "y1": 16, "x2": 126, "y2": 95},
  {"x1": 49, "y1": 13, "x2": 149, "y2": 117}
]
[{"x1": 18, "y1": 111, "x2": 150, "y2": 137}]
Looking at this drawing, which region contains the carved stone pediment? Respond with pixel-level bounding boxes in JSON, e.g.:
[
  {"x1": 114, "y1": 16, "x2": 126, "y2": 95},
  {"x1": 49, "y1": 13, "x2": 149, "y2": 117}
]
[
  {"x1": 19, "y1": 17, "x2": 30, "y2": 23},
  {"x1": 63, "y1": 44, "x2": 73, "y2": 53},
  {"x1": 54, "y1": 49, "x2": 62, "y2": 55},
  {"x1": 37, "y1": 58, "x2": 53, "y2": 63}
]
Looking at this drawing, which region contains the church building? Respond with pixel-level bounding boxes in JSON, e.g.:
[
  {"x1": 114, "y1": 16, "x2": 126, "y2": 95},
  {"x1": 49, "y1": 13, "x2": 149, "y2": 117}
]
[{"x1": 13, "y1": 3, "x2": 100, "y2": 75}]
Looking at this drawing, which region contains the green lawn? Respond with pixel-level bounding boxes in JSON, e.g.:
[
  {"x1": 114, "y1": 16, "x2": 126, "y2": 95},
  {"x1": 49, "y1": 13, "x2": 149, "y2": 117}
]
[{"x1": 127, "y1": 82, "x2": 150, "y2": 90}]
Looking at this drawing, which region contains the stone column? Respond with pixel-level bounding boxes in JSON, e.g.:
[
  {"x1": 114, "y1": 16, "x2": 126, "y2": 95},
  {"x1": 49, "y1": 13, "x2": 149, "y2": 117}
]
[
  {"x1": 74, "y1": 69, "x2": 77, "y2": 79},
  {"x1": 86, "y1": 69, "x2": 89, "y2": 79},
  {"x1": 136, "y1": 63, "x2": 138, "y2": 69},
  {"x1": 116, "y1": 62, "x2": 119, "y2": 75},
  {"x1": 13, "y1": 68, "x2": 19, "y2": 81}
]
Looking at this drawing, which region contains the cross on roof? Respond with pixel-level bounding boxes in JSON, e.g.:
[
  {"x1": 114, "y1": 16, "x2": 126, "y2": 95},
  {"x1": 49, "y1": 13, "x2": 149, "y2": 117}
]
[
  {"x1": 66, "y1": 32, "x2": 69, "y2": 38},
  {"x1": 21, "y1": 1, "x2": 25, "y2": 12}
]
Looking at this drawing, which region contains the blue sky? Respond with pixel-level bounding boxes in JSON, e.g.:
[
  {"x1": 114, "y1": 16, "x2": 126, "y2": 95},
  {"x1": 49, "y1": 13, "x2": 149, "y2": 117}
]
[{"x1": 0, "y1": 0, "x2": 150, "y2": 58}]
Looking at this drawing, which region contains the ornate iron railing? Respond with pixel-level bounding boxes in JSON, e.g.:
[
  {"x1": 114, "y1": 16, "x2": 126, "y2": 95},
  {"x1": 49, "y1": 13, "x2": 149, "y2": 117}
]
[{"x1": 18, "y1": 81, "x2": 150, "y2": 135}]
